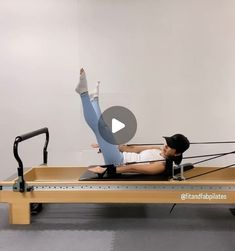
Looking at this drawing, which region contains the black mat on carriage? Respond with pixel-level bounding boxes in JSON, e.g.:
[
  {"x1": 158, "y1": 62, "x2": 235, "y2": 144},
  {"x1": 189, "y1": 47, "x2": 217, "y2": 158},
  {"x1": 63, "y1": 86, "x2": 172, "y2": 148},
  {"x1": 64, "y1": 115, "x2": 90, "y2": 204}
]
[{"x1": 79, "y1": 170, "x2": 169, "y2": 181}]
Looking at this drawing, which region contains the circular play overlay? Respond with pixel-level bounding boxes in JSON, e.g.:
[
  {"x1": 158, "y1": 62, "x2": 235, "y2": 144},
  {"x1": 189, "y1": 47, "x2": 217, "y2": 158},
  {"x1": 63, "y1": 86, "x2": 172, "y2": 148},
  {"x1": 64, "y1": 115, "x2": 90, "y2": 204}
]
[{"x1": 98, "y1": 106, "x2": 137, "y2": 145}]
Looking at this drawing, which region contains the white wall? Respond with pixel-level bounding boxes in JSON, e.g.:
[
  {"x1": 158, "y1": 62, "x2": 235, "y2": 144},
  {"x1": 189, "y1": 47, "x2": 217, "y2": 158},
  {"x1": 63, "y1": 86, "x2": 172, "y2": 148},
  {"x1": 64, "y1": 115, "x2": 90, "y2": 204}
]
[{"x1": 1, "y1": 0, "x2": 235, "y2": 179}]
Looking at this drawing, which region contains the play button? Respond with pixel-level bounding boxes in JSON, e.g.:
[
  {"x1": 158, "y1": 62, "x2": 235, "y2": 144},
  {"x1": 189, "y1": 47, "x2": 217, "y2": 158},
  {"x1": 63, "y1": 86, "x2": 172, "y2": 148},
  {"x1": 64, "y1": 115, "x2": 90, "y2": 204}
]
[
  {"x1": 98, "y1": 106, "x2": 137, "y2": 145},
  {"x1": 112, "y1": 118, "x2": 125, "y2": 133}
]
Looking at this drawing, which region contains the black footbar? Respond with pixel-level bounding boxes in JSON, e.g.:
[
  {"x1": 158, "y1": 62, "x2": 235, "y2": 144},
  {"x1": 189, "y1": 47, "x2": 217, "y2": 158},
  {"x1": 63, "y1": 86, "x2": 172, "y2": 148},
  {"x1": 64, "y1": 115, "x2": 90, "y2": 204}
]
[{"x1": 13, "y1": 127, "x2": 49, "y2": 193}]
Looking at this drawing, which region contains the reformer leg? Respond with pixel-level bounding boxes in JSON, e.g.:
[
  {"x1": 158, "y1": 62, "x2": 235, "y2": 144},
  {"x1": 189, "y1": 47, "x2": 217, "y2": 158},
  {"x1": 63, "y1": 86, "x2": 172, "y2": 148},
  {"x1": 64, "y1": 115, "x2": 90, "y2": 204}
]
[
  {"x1": 9, "y1": 202, "x2": 30, "y2": 224},
  {"x1": 229, "y1": 208, "x2": 235, "y2": 216},
  {"x1": 30, "y1": 203, "x2": 43, "y2": 215}
]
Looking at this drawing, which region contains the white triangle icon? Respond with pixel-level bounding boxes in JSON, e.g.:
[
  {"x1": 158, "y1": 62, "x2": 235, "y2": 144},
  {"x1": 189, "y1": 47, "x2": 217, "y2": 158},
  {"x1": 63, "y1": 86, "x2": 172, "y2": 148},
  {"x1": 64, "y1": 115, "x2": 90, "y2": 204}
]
[{"x1": 112, "y1": 118, "x2": 125, "y2": 133}]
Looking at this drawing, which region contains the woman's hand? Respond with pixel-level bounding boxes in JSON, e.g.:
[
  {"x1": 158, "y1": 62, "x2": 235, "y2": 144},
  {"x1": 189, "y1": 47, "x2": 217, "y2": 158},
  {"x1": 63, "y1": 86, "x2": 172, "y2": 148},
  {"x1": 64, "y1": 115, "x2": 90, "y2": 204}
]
[
  {"x1": 118, "y1": 144, "x2": 127, "y2": 152},
  {"x1": 91, "y1": 143, "x2": 99, "y2": 148}
]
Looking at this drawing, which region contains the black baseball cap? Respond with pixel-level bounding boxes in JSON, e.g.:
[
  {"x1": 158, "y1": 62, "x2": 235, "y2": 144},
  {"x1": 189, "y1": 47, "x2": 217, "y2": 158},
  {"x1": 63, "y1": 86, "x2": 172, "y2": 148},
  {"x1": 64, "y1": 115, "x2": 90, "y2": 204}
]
[{"x1": 163, "y1": 134, "x2": 190, "y2": 154}]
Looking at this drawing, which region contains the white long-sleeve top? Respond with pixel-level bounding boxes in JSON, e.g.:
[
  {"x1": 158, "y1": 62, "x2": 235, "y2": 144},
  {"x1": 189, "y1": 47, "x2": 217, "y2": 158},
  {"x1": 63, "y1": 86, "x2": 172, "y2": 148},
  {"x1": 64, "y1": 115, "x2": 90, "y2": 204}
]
[{"x1": 123, "y1": 149, "x2": 165, "y2": 164}]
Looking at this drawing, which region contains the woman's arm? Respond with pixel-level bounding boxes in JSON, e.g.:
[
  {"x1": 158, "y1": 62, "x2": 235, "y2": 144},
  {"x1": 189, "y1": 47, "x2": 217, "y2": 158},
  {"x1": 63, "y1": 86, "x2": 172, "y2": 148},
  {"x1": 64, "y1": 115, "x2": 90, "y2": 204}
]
[
  {"x1": 119, "y1": 145, "x2": 162, "y2": 153},
  {"x1": 88, "y1": 161, "x2": 165, "y2": 176},
  {"x1": 92, "y1": 143, "x2": 162, "y2": 153},
  {"x1": 117, "y1": 162, "x2": 165, "y2": 175}
]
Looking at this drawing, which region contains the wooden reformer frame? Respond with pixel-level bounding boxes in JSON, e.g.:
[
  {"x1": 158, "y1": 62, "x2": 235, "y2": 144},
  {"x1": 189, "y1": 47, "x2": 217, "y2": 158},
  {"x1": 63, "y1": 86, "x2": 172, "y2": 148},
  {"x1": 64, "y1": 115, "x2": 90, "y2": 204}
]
[{"x1": 1, "y1": 128, "x2": 235, "y2": 225}]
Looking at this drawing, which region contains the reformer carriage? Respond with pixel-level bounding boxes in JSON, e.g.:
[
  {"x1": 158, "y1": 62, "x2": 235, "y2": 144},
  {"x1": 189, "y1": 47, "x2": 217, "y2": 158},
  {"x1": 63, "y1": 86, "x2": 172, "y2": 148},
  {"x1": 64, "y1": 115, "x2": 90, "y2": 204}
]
[{"x1": 1, "y1": 128, "x2": 235, "y2": 225}]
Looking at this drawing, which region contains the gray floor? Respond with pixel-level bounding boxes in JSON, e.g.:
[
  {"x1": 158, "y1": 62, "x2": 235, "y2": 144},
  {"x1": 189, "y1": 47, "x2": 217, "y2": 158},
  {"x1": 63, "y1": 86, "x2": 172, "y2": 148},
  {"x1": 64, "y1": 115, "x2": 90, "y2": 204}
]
[{"x1": 0, "y1": 203, "x2": 235, "y2": 251}]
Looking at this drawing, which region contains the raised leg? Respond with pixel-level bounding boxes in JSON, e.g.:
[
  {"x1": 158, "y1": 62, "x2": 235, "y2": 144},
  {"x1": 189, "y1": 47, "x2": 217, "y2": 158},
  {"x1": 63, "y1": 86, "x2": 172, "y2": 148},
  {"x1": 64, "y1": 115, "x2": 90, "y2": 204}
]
[{"x1": 76, "y1": 69, "x2": 123, "y2": 166}]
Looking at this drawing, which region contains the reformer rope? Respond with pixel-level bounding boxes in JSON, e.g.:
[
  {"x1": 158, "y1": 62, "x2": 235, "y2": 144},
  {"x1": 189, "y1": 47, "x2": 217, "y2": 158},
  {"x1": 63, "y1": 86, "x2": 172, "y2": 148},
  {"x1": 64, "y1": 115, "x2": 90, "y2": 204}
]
[
  {"x1": 185, "y1": 150, "x2": 235, "y2": 180},
  {"x1": 141, "y1": 140, "x2": 235, "y2": 212},
  {"x1": 125, "y1": 150, "x2": 235, "y2": 180},
  {"x1": 186, "y1": 163, "x2": 235, "y2": 180},
  {"x1": 192, "y1": 151, "x2": 235, "y2": 165},
  {"x1": 125, "y1": 150, "x2": 235, "y2": 165},
  {"x1": 127, "y1": 140, "x2": 235, "y2": 146}
]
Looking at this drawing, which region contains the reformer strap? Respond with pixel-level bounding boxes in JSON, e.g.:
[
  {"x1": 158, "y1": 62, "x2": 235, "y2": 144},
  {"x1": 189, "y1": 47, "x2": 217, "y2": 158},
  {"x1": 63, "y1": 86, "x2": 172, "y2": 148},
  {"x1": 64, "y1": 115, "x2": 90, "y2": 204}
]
[
  {"x1": 124, "y1": 151, "x2": 235, "y2": 165},
  {"x1": 125, "y1": 150, "x2": 235, "y2": 179},
  {"x1": 127, "y1": 140, "x2": 235, "y2": 146},
  {"x1": 124, "y1": 150, "x2": 235, "y2": 165}
]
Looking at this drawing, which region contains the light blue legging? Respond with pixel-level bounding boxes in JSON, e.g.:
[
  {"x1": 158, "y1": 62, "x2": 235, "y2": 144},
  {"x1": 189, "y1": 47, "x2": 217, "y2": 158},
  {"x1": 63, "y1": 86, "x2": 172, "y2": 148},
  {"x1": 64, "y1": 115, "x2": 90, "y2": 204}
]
[{"x1": 80, "y1": 92, "x2": 124, "y2": 166}]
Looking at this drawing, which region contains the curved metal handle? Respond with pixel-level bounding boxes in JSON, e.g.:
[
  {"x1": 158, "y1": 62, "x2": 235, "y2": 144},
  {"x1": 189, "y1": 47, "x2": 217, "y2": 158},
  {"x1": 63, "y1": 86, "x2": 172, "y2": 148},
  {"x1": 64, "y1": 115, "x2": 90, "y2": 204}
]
[{"x1": 13, "y1": 127, "x2": 49, "y2": 192}]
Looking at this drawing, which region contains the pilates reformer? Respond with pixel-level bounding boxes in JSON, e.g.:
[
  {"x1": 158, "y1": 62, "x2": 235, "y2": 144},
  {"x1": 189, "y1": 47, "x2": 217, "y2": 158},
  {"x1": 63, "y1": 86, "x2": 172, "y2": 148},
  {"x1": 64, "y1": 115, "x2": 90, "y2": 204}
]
[{"x1": 1, "y1": 127, "x2": 235, "y2": 225}]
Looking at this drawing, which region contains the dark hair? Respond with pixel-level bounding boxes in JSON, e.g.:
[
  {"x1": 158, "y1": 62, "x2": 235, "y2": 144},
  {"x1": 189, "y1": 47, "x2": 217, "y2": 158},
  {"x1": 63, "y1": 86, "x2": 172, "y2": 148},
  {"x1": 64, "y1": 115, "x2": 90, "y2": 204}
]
[
  {"x1": 164, "y1": 155, "x2": 182, "y2": 177},
  {"x1": 173, "y1": 154, "x2": 182, "y2": 165}
]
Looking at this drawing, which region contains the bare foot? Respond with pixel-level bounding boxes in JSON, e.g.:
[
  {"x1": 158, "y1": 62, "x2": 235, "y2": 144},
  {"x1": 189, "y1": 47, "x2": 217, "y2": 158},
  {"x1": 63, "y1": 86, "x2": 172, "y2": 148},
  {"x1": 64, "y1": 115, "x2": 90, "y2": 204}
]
[{"x1": 88, "y1": 166, "x2": 106, "y2": 174}]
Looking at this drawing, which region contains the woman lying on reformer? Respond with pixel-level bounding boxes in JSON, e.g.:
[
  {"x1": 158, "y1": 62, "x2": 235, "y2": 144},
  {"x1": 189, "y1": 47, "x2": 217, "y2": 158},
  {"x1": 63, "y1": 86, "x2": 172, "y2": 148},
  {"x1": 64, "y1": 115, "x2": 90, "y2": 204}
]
[{"x1": 75, "y1": 68, "x2": 190, "y2": 178}]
